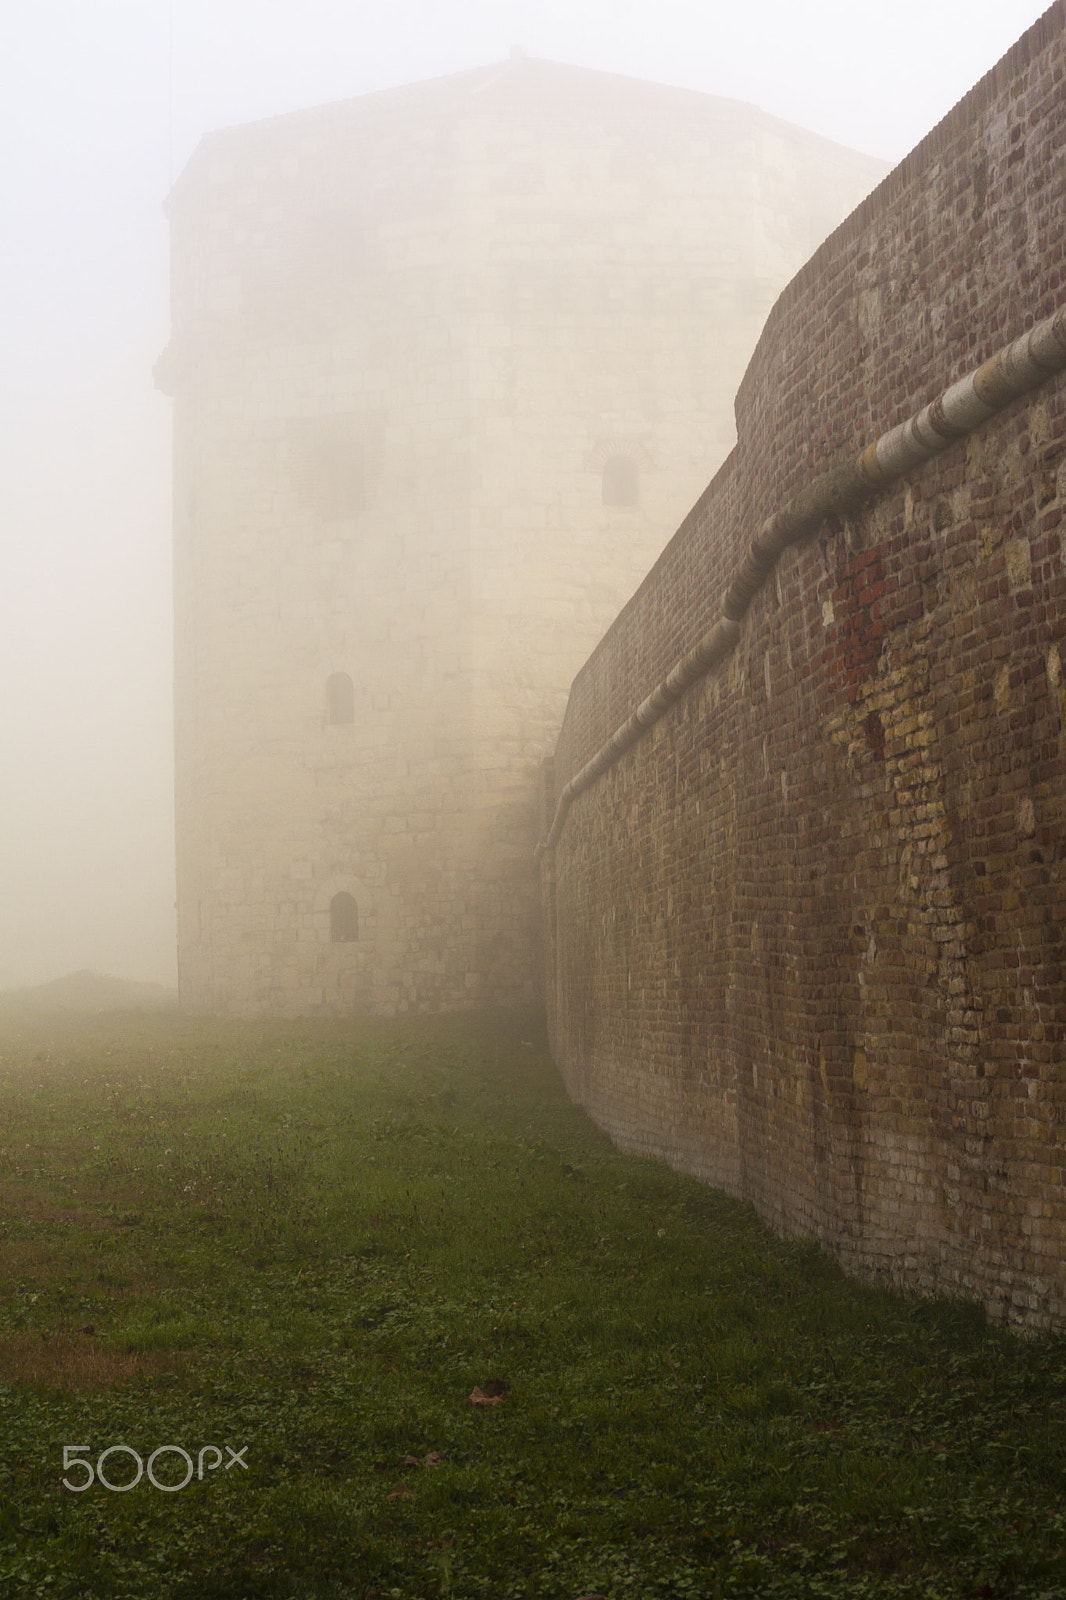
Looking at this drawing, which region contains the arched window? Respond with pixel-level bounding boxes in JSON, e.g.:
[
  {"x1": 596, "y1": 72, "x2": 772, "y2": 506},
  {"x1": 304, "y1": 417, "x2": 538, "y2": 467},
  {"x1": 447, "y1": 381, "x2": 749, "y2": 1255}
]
[
  {"x1": 326, "y1": 672, "x2": 354, "y2": 725},
  {"x1": 602, "y1": 454, "x2": 639, "y2": 507},
  {"x1": 330, "y1": 892, "x2": 358, "y2": 943},
  {"x1": 294, "y1": 418, "x2": 364, "y2": 520}
]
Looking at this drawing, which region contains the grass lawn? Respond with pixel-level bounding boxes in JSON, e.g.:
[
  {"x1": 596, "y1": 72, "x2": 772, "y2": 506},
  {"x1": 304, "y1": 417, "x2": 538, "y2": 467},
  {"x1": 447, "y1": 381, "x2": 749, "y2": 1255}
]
[{"x1": 0, "y1": 1005, "x2": 1064, "y2": 1599}]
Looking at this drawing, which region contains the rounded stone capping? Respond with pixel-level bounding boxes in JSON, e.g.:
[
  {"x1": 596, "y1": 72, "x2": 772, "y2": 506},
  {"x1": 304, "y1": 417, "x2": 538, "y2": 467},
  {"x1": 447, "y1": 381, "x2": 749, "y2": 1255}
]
[
  {"x1": 537, "y1": 299, "x2": 1066, "y2": 860},
  {"x1": 938, "y1": 373, "x2": 994, "y2": 435}
]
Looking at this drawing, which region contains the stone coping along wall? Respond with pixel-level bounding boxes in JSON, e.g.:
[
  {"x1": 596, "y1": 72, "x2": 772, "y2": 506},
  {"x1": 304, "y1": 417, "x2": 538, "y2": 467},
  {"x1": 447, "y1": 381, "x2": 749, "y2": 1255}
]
[{"x1": 540, "y1": 2, "x2": 1066, "y2": 1327}]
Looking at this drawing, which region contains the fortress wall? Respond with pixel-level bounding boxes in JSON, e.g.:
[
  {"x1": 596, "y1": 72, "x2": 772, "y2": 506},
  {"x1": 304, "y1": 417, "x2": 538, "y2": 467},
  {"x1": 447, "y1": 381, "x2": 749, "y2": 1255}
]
[{"x1": 543, "y1": 2, "x2": 1066, "y2": 1326}]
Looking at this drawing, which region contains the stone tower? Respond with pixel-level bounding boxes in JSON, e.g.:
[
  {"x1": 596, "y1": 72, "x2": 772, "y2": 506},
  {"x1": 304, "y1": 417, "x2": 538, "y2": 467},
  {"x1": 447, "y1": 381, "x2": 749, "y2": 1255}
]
[{"x1": 158, "y1": 55, "x2": 885, "y2": 1016}]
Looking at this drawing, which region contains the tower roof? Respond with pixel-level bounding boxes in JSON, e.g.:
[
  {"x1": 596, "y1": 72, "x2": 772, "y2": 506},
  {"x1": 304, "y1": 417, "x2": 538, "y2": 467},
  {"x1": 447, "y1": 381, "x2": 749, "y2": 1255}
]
[{"x1": 169, "y1": 52, "x2": 886, "y2": 208}]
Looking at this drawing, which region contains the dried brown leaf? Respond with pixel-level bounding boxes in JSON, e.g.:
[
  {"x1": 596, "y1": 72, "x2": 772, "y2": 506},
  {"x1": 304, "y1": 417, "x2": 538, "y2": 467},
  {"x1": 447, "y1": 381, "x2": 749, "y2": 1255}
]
[
  {"x1": 385, "y1": 1482, "x2": 412, "y2": 1501},
  {"x1": 468, "y1": 1384, "x2": 509, "y2": 1407}
]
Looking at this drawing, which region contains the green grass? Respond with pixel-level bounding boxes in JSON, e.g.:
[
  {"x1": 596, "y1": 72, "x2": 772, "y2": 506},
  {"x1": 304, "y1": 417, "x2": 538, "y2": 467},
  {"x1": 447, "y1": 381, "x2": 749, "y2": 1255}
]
[{"x1": 0, "y1": 1006, "x2": 1064, "y2": 1599}]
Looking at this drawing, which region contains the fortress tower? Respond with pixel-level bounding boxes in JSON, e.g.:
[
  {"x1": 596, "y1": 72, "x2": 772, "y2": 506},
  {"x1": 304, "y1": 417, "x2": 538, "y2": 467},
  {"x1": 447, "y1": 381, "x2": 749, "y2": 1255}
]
[{"x1": 158, "y1": 55, "x2": 885, "y2": 1016}]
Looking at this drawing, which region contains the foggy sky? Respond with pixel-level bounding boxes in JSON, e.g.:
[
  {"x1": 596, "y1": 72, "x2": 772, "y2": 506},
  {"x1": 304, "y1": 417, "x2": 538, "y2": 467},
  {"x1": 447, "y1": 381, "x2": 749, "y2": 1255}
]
[{"x1": 0, "y1": 0, "x2": 1050, "y2": 990}]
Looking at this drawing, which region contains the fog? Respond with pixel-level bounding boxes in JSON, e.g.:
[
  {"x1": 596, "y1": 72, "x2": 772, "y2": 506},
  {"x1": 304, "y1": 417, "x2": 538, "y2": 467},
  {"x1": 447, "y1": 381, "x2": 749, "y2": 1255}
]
[{"x1": 0, "y1": 0, "x2": 1049, "y2": 992}]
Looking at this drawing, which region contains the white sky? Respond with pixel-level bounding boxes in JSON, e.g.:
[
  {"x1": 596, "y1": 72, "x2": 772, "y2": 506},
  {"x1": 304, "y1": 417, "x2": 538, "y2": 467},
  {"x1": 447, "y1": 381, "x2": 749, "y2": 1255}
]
[{"x1": 0, "y1": 0, "x2": 1052, "y2": 990}]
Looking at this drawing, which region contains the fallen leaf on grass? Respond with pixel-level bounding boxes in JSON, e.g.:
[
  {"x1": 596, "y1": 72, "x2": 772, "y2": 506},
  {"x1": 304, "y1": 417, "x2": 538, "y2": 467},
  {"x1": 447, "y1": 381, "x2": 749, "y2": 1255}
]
[
  {"x1": 386, "y1": 1483, "x2": 412, "y2": 1501},
  {"x1": 403, "y1": 1454, "x2": 420, "y2": 1467},
  {"x1": 468, "y1": 1379, "x2": 510, "y2": 1407},
  {"x1": 809, "y1": 1419, "x2": 841, "y2": 1434},
  {"x1": 423, "y1": 1451, "x2": 442, "y2": 1466}
]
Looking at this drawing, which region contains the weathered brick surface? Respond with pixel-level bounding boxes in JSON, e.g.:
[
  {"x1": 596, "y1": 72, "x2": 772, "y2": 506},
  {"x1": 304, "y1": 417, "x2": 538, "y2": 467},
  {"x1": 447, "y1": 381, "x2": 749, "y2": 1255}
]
[{"x1": 544, "y1": 3, "x2": 1066, "y2": 1326}]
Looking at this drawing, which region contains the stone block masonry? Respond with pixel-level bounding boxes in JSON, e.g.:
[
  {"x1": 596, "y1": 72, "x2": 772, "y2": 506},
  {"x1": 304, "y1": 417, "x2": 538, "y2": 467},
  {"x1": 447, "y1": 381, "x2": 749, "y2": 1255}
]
[
  {"x1": 540, "y1": 2, "x2": 1066, "y2": 1328},
  {"x1": 160, "y1": 56, "x2": 883, "y2": 1019}
]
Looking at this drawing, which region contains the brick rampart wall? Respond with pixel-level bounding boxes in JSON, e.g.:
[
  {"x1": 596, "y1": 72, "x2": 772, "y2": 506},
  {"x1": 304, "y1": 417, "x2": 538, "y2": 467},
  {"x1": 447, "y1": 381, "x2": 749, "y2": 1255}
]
[{"x1": 543, "y1": 2, "x2": 1066, "y2": 1326}]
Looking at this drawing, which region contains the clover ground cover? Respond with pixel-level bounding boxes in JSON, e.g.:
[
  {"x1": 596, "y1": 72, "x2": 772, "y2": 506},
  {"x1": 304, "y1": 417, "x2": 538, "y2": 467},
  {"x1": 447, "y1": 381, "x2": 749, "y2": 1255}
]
[{"x1": 0, "y1": 1008, "x2": 1064, "y2": 1598}]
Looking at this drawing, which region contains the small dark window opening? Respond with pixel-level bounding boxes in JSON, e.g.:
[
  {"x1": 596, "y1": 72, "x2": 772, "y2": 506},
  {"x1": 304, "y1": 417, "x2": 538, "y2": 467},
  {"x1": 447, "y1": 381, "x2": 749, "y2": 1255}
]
[
  {"x1": 602, "y1": 454, "x2": 638, "y2": 507},
  {"x1": 326, "y1": 671, "x2": 355, "y2": 725},
  {"x1": 294, "y1": 419, "x2": 364, "y2": 520},
  {"x1": 330, "y1": 892, "x2": 358, "y2": 943}
]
